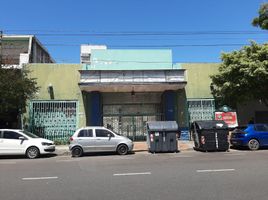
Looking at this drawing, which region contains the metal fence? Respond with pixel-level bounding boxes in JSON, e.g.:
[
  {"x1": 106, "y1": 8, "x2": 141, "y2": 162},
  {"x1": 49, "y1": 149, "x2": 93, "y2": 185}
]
[
  {"x1": 103, "y1": 115, "x2": 161, "y2": 141},
  {"x1": 188, "y1": 99, "x2": 215, "y2": 123},
  {"x1": 29, "y1": 100, "x2": 78, "y2": 142},
  {"x1": 187, "y1": 99, "x2": 215, "y2": 140},
  {"x1": 103, "y1": 103, "x2": 162, "y2": 141}
]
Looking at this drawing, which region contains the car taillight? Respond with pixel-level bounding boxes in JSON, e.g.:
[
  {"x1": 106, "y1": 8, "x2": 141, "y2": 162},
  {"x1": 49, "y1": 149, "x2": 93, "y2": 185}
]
[
  {"x1": 231, "y1": 130, "x2": 247, "y2": 138},
  {"x1": 70, "y1": 137, "x2": 73, "y2": 141}
]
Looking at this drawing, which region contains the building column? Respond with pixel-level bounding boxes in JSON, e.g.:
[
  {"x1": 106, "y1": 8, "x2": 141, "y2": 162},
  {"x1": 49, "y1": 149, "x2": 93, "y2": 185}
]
[
  {"x1": 162, "y1": 90, "x2": 177, "y2": 121},
  {"x1": 83, "y1": 91, "x2": 102, "y2": 126}
]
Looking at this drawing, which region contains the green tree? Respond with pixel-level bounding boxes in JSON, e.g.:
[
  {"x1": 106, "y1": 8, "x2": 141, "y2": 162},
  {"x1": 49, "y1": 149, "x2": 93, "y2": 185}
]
[
  {"x1": 0, "y1": 66, "x2": 39, "y2": 128},
  {"x1": 210, "y1": 41, "x2": 268, "y2": 108},
  {"x1": 252, "y1": 3, "x2": 268, "y2": 30}
]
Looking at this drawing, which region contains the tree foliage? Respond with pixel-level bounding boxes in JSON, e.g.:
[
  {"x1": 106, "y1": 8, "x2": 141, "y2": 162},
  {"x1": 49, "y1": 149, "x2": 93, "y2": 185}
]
[
  {"x1": 210, "y1": 41, "x2": 268, "y2": 108},
  {"x1": 252, "y1": 3, "x2": 268, "y2": 30},
  {"x1": 0, "y1": 66, "x2": 39, "y2": 126}
]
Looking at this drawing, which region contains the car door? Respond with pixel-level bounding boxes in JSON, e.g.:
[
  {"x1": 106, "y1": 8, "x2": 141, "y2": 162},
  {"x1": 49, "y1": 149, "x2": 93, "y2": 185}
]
[
  {"x1": 2, "y1": 130, "x2": 27, "y2": 155},
  {"x1": 0, "y1": 130, "x2": 4, "y2": 154},
  {"x1": 95, "y1": 129, "x2": 118, "y2": 152},
  {"x1": 76, "y1": 129, "x2": 96, "y2": 152},
  {"x1": 264, "y1": 125, "x2": 268, "y2": 145},
  {"x1": 254, "y1": 124, "x2": 268, "y2": 145}
]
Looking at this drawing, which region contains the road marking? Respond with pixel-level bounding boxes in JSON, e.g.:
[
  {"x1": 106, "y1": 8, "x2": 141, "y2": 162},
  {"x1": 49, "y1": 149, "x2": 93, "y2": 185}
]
[
  {"x1": 56, "y1": 155, "x2": 70, "y2": 158},
  {"x1": 113, "y1": 172, "x2": 151, "y2": 176},
  {"x1": 22, "y1": 176, "x2": 58, "y2": 180},
  {"x1": 0, "y1": 161, "x2": 17, "y2": 164},
  {"x1": 56, "y1": 159, "x2": 80, "y2": 162},
  {"x1": 225, "y1": 153, "x2": 246, "y2": 156},
  {"x1": 113, "y1": 157, "x2": 135, "y2": 160},
  {"x1": 197, "y1": 169, "x2": 235, "y2": 173},
  {"x1": 173, "y1": 155, "x2": 193, "y2": 158}
]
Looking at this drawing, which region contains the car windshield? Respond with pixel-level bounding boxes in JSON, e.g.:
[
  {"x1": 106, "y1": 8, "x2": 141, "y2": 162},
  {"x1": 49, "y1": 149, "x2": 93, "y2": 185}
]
[
  {"x1": 112, "y1": 131, "x2": 121, "y2": 136},
  {"x1": 20, "y1": 130, "x2": 40, "y2": 138}
]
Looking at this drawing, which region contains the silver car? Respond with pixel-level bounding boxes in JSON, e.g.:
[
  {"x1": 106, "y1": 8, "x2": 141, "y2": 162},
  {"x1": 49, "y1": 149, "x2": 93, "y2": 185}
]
[{"x1": 69, "y1": 126, "x2": 134, "y2": 157}]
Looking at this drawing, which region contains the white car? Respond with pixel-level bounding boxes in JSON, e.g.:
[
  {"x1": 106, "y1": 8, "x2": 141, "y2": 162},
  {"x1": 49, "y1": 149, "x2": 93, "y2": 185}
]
[
  {"x1": 0, "y1": 129, "x2": 55, "y2": 159},
  {"x1": 69, "y1": 126, "x2": 134, "y2": 157}
]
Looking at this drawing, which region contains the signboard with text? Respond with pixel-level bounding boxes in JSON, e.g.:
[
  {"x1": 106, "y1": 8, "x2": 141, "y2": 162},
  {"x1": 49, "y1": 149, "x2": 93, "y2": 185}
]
[{"x1": 215, "y1": 111, "x2": 238, "y2": 128}]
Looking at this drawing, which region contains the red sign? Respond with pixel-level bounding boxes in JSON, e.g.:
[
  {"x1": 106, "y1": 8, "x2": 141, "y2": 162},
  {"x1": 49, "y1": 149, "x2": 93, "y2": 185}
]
[{"x1": 215, "y1": 112, "x2": 238, "y2": 128}]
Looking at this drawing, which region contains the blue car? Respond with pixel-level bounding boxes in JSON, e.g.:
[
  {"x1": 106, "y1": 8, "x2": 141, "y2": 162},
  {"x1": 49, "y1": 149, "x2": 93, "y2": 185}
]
[{"x1": 230, "y1": 124, "x2": 268, "y2": 150}]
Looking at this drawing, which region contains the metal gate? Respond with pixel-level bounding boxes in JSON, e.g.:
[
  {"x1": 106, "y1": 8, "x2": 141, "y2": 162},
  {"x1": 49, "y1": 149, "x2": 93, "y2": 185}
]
[
  {"x1": 188, "y1": 99, "x2": 215, "y2": 123},
  {"x1": 103, "y1": 104, "x2": 162, "y2": 141},
  {"x1": 29, "y1": 100, "x2": 78, "y2": 142}
]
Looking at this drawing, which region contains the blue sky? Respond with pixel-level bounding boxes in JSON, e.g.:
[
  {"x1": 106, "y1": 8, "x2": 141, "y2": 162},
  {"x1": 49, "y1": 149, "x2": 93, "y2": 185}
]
[{"x1": 1, "y1": 0, "x2": 268, "y2": 63}]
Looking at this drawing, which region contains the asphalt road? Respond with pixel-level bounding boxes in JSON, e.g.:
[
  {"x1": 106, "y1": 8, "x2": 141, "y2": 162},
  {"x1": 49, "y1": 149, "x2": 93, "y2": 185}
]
[{"x1": 1, "y1": 150, "x2": 268, "y2": 200}]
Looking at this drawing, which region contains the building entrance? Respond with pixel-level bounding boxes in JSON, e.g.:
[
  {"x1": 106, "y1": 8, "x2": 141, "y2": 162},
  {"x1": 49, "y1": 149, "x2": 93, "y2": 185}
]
[
  {"x1": 103, "y1": 112, "x2": 161, "y2": 141},
  {"x1": 102, "y1": 93, "x2": 162, "y2": 141}
]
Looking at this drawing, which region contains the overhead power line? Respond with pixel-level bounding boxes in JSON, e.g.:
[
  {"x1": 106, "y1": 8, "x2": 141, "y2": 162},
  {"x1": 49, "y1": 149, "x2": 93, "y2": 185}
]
[
  {"x1": 4, "y1": 30, "x2": 268, "y2": 36},
  {"x1": 43, "y1": 43, "x2": 250, "y2": 47},
  {"x1": 0, "y1": 30, "x2": 2, "y2": 66}
]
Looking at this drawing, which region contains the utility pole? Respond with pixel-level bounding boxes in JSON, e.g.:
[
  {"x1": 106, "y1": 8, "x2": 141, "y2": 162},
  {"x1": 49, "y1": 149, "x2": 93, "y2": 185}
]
[{"x1": 0, "y1": 30, "x2": 2, "y2": 67}]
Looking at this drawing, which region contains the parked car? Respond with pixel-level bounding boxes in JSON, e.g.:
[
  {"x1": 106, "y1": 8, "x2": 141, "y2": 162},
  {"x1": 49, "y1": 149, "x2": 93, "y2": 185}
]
[
  {"x1": 0, "y1": 129, "x2": 55, "y2": 158},
  {"x1": 230, "y1": 124, "x2": 268, "y2": 150},
  {"x1": 69, "y1": 126, "x2": 134, "y2": 157}
]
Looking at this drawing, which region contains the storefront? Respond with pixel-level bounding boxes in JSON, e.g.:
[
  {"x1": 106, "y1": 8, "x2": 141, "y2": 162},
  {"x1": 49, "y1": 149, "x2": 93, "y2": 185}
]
[{"x1": 79, "y1": 68, "x2": 186, "y2": 141}]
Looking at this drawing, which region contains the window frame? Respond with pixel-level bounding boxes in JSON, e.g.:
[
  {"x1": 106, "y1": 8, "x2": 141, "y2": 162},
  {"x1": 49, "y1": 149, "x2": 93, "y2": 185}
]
[
  {"x1": 254, "y1": 124, "x2": 268, "y2": 132},
  {"x1": 95, "y1": 129, "x2": 114, "y2": 138},
  {"x1": 77, "y1": 129, "x2": 93, "y2": 137},
  {"x1": 3, "y1": 131, "x2": 23, "y2": 140}
]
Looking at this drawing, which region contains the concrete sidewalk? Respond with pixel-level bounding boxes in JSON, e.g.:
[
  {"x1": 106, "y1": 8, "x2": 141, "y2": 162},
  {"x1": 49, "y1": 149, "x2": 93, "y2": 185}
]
[
  {"x1": 133, "y1": 140, "x2": 194, "y2": 152},
  {"x1": 55, "y1": 140, "x2": 194, "y2": 156}
]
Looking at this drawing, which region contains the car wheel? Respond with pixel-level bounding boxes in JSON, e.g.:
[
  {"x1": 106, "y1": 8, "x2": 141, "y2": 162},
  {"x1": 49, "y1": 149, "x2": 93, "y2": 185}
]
[
  {"x1": 117, "y1": 144, "x2": 128, "y2": 155},
  {"x1": 26, "y1": 146, "x2": 40, "y2": 159},
  {"x1": 71, "y1": 147, "x2": 83, "y2": 157},
  {"x1": 248, "y1": 139, "x2": 260, "y2": 150}
]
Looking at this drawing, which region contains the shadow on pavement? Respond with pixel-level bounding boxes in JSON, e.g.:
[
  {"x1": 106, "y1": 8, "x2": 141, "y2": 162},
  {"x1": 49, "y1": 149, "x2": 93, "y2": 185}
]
[
  {"x1": 230, "y1": 146, "x2": 268, "y2": 151},
  {"x1": 0, "y1": 153, "x2": 57, "y2": 160},
  {"x1": 76, "y1": 151, "x2": 136, "y2": 158}
]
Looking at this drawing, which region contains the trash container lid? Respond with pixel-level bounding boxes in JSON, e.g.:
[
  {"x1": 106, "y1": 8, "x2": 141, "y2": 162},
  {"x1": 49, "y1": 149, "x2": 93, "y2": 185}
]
[
  {"x1": 192, "y1": 120, "x2": 228, "y2": 130},
  {"x1": 147, "y1": 121, "x2": 178, "y2": 131}
]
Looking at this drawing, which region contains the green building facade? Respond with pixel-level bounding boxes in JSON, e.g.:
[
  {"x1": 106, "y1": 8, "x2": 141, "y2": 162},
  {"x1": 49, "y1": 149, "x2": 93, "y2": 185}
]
[{"x1": 25, "y1": 49, "x2": 219, "y2": 142}]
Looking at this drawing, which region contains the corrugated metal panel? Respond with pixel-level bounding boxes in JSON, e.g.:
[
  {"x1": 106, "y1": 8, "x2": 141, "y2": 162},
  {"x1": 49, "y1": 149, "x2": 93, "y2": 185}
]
[{"x1": 80, "y1": 70, "x2": 186, "y2": 84}]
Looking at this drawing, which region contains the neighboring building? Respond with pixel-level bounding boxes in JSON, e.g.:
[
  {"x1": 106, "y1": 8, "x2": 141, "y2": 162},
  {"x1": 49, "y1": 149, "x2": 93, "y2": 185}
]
[
  {"x1": 181, "y1": 63, "x2": 219, "y2": 137},
  {"x1": 0, "y1": 34, "x2": 55, "y2": 129},
  {"x1": 0, "y1": 35, "x2": 55, "y2": 68},
  {"x1": 237, "y1": 101, "x2": 268, "y2": 124},
  {"x1": 181, "y1": 63, "x2": 268, "y2": 126}
]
